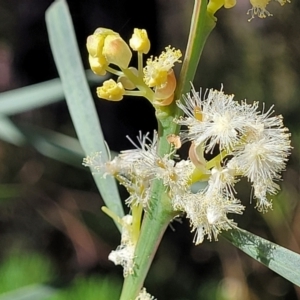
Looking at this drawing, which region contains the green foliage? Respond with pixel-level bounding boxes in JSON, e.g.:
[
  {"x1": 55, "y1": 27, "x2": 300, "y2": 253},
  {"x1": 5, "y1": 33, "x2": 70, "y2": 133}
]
[
  {"x1": 0, "y1": 252, "x2": 54, "y2": 295},
  {"x1": 0, "y1": 251, "x2": 121, "y2": 300},
  {"x1": 222, "y1": 228, "x2": 300, "y2": 287},
  {"x1": 45, "y1": 0, "x2": 124, "y2": 229},
  {"x1": 51, "y1": 276, "x2": 121, "y2": 300},
  {"x1": 0, "y1": 0, "x2": 299, "y2": 299}
]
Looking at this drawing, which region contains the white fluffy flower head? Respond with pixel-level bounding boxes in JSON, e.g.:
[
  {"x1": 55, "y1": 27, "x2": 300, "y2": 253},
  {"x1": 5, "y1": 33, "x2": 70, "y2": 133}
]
[
  {"x1": 83, "y1": 85, "x2": 291, "y2": 245},
  {"x1": 173, "y1": 85, "x2": 291, "y2": 241}
]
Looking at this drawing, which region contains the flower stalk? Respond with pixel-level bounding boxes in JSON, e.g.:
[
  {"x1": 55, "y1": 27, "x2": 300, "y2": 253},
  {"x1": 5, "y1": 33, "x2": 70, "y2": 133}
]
[
  {"x1": 175, "y1": 0, "x2": 216, "y2": 102},
  {"x1": 119, "y1": 1, "x2": 216, "y2": 298},
  {"x1": 82, "y1": 0, "x2": 292, "y2": 299},
  {"x1": 120, "y1": 190, "x2": 176, "y2": 300}
]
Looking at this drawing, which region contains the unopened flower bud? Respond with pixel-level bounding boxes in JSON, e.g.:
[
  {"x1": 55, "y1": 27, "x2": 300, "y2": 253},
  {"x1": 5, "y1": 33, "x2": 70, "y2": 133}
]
[
  {"x1": 97, "y1": 79, "x2": 125, "y2": 101},
  {"x1": 103, "y1": 34, "x2": 132, "y2": 68},
  {"x1": 224, "y1": 0, "x2": 236, "y2": 8},
  {"x1": 87, "y1": 28, "x2": 116, "y2": 57},
  {"x1": 88, "y1": 55, "x2": 107, "y2": 76},
  {"x1": 207, "y1": 0, "x2": 236, "y2": 15},
  {"x1": 87, "y1": 35, "x2": 103, "y2": 58},
  {"x1": 87, "y1": 28, "x2": 132, "y2": 72},
  {"x1": 129, "y1": 29, "x2": 151, "y2": 54}
]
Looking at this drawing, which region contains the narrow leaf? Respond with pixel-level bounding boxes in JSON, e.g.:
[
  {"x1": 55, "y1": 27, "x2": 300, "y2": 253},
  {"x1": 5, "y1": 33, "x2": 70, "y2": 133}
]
[
  {"x1": 0, "y1": 79, "x2": 63, "y2": 115},
  {"x1": 45, "y1": 0, "x2": 124, "y2": 228},
  {"x1": 222, "y1": 227, "x2": 300, "y2": 286},
  {"x1": 0, "y1": 71, "x2": 104, "y2": 116},
  {"x1": 18, "y1": 123, "x2": 85, "y2": 167},
  {"x1": 0, "y1": 116, "x2": 26, "y2": 146}
]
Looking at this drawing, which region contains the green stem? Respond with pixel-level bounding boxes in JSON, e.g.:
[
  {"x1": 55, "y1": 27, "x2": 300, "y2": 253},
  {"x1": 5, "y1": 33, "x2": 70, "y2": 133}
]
[
  {"x1": 137, "y1": 52, "x2": 143, "y2": 78},
  {"x1": 121, "y1": 67, "x2": 154, "y2": 101},
  {"x1": 120, "y1": 191, "x2": 176, "y2": 300},
  {"x1": 175, "y1": 0, "x2": 216, "y2": 101},
  {"x1": 119, "y1": 1, "x2": 216, "y2": 299}
]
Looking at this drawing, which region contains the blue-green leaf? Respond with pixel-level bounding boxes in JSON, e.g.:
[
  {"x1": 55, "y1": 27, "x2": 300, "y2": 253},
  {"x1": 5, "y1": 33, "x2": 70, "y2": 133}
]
[
  {"x1": 0, "y1": 79, "x2": 63, "y2": 115},
  {"x1": 0, "y1": 71, "x2": 103, "y2": 116},
  {"x1": 45, "y1": 0, "x2": 124, "y2": 229},
  {"x1": 18, "y1": 123, "x2": 85, "y2": 167},
  {"x1": 0, "y1": 116, "x2": 26, "y2": 145},
  {"x1": 222, "y1": 227, "x2": 300, "y2": 286}
]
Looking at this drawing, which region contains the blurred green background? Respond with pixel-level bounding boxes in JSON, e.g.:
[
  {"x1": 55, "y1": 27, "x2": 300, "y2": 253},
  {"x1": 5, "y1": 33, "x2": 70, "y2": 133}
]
[{"x1": 0, "y1": 0, "x2": 300, "y2": 299}]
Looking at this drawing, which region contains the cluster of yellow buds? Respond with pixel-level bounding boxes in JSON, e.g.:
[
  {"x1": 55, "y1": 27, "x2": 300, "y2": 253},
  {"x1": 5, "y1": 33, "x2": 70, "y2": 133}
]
[
  {"x1": 86, "y1": 28, "x2": 182, "y2": 106},
  {"x1": 207, "y1": 0, "x2": 291, "y2": 21}
]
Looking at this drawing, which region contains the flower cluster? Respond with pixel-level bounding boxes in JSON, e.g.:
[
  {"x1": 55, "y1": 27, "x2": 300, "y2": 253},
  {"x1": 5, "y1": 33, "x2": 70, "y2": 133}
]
[
  {"x1": 84, "y1": 132, "x2": 193, "y2": 209},
  {"x1": 86, "y1": 28, "x2": 181, "y2": 106},
  {"x1": 84, "y1": 86, "x2": 291, "y2": 251},
  {"x1": 207, "y1": 0, "x2": 291, "y2": 21},
  {"x1": 175, "y1": 87, "x2": 291, "y2": 214}
]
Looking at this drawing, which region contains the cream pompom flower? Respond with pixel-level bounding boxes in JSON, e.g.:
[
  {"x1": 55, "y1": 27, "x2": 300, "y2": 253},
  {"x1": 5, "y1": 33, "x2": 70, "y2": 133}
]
[
  {"x1": 175, "y1": 86, "x2": 291, "y2": 217},
  {"x1": 182, "y1": 192, "x2": 244, "y2": 244},
  {"x1": 175, "y1": 87, "x2": 256, "y2": 153}
]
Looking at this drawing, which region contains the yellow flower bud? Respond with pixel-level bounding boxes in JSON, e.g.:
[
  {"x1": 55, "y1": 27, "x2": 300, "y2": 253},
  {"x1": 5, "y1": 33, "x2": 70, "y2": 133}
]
[
  {"x1": 207, "y1": 0, "x2": 236, "y2": 15},
  {"x1": 88, "y1": 55, "x2": 107, "y2": 76},
  {"x1": 129, "y1": 29, "x2": 151, "y2": 54},
  {"x1": 87, "y1": 28, "x2": 115, "y2": 57},
  {"x1": 87, "y1": 28, "x2": 132, "y2": 72},
  {"x1": 224, "y1": 0, "x2": 236, "y2": 8},
  {"x1": 103, "y1": 34, "x2": 132, "y2": 68},
  {"x1": 86, "y1": 35, "x2": 103, "y2": 58},
  {"x1": 96, "y1": 79, "x2": 125, "y2": 101}
]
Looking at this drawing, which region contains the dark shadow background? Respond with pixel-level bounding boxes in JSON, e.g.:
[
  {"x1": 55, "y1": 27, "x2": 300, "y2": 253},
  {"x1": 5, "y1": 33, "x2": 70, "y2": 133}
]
[{"x1": 0, "y1": 0, "x2": 300, "y2": 299}]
